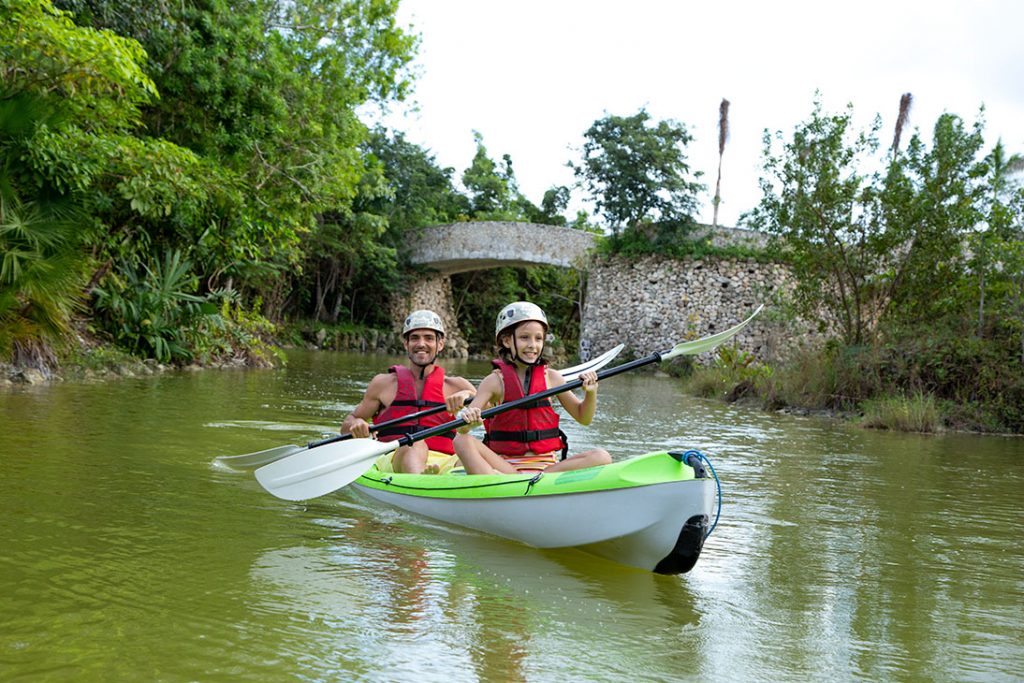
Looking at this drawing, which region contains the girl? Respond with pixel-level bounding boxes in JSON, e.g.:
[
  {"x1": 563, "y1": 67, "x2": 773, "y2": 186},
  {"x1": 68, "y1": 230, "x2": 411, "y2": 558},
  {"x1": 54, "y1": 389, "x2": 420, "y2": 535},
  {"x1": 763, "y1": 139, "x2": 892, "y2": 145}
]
[{"x1": 454, "y1": 301, "x2": 612, "y2": 474}]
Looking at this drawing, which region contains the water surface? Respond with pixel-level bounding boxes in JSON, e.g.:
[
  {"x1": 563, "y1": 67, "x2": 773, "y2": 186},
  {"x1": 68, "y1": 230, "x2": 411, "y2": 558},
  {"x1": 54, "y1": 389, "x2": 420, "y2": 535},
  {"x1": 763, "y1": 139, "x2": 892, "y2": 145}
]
[{"x1": 1, "y1": 350, "x2": 1022, "y2": 681}]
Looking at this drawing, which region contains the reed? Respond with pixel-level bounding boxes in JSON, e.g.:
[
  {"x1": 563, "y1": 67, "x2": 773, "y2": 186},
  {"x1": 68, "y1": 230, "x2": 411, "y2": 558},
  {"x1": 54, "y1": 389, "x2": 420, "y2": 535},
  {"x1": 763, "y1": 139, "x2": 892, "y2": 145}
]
[{"x1": 861, "y1": 391, "x2": 940, "y2": 432}]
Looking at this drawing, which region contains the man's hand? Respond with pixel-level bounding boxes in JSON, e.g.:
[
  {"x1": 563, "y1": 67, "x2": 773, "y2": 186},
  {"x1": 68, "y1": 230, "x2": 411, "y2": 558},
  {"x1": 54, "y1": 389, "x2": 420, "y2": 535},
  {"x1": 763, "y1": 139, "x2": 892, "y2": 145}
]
[
  {"x1": 445, "y1": 389, "x2": 473, "y2": 415},
  {"x1": 346, "y1": 417, "x2": 372, "y2": 438}
]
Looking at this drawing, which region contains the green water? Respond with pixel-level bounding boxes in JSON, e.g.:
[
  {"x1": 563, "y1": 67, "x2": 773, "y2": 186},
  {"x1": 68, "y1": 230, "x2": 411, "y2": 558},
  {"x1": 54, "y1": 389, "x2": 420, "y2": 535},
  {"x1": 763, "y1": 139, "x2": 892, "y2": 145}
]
[{"x1": 1, "y1": 350, "x2": 1022, "y2": 682}]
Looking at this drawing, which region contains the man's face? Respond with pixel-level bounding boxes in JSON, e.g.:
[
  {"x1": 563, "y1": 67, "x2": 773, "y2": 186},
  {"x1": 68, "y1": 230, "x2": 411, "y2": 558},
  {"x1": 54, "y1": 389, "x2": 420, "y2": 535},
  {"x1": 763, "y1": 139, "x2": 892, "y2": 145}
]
[{"x1": 404, "y1": 329, "x2": 443, "y2": 364}]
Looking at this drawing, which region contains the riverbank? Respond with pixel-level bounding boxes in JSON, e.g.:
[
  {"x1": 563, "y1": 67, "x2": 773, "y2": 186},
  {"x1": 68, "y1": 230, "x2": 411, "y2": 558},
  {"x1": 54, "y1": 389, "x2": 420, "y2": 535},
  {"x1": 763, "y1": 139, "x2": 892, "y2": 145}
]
[
  {"x1": 677, "y1": 354, "x2": 1024, "y2": 436},
  {"x1": 5, "y1": 325, "x2": 1019, "y2": 438}
]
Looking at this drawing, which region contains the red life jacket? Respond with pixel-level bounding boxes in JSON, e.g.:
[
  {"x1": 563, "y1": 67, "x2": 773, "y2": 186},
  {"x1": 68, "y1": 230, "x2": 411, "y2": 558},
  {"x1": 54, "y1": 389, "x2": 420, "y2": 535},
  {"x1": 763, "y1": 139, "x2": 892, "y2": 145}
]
[
  {"x1": 373, "y1": 365, "x2": 455, "y2": 454},
  {"x1": 484, "y1": 359, "x2": 567, "y2": 458}
]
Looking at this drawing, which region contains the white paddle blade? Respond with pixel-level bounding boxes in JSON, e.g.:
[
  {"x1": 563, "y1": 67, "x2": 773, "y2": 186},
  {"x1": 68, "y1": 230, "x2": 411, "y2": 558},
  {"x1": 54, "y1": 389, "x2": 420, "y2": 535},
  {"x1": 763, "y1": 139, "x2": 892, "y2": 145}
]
[
  {"x1": 663, "y1": 304, "x2": 765, "y2": 360},
  {"x1": 255, "y1": 439, "x2": 399, "y2": 501},
  {"x1": 216, "y1": 444, "x2": 304, "y2": 470},
  {"x1": 561, "y1": 343, "x2": 625, "y2": 381}
]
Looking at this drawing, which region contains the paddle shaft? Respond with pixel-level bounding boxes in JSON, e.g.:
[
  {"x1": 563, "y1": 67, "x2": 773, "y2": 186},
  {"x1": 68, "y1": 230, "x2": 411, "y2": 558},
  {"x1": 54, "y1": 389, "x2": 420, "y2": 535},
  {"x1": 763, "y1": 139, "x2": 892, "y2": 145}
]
[
  {"x1": 306, "y1": 343, "x2": 629, "y2": 449},
  {"x1": 305, "y1": 399, "x2": 465, "y2": 450},
  {"x1": 394, "y1": 351, "x2": 668, "y2": 448}
]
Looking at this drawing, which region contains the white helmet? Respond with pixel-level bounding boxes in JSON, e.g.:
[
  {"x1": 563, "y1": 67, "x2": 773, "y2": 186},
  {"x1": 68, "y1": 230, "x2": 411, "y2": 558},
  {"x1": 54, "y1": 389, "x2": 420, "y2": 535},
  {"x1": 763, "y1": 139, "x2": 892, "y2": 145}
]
[
  {"x1": 495, "y1": 301, "x2": 548, "y2": 342},
  {"x1": 402, "y1": 309, "x2": 445, "y2": 337}
]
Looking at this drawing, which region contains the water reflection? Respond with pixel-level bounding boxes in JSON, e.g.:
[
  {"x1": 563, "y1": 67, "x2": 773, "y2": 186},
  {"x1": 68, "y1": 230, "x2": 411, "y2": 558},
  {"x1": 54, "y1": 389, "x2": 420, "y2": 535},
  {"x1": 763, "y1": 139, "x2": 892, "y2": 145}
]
[{"x1": 249, "y1": 491, "x2": 703, "y2": 682}]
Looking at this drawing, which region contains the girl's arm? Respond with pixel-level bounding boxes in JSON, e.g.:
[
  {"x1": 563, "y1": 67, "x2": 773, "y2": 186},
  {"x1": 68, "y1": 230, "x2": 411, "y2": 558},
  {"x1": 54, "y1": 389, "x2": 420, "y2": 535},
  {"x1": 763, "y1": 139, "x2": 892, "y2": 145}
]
[
  {"x1": 456, "y1": 372, "x2": 503, "y2": 432},
  {"x1": 551, "y1": 369, "x2": 598, "y2": 425}
]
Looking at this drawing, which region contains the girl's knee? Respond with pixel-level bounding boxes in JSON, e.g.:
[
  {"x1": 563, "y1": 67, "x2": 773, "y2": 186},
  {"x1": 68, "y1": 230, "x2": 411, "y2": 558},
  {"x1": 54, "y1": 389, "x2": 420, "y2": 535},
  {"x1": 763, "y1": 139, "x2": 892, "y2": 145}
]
[{"x1": 591, "y1": 449, "x2": 612, "y2": 465}]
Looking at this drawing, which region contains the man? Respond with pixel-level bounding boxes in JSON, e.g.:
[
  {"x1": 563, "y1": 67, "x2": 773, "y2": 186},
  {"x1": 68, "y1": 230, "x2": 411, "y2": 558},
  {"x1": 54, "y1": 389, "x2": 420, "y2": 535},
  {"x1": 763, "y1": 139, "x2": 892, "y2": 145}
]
[{"x1": 340, "y1": 310, "x2": 475, "y2": 473}]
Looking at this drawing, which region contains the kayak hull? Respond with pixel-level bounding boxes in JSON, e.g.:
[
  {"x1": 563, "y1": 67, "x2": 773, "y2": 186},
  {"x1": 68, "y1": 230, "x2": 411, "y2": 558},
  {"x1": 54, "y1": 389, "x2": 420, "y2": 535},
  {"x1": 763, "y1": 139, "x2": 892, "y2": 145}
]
[{"x1": 353, "y1": 450, "x2": 717, "y2": 574}]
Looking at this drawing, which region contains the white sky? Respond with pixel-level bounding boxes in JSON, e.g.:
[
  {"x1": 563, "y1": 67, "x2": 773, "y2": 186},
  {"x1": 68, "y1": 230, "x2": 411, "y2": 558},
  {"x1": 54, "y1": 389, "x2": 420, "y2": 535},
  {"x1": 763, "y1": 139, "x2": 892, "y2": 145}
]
[{"x1": 376, "y1": 0, "x2": 1024, "y2": 228}]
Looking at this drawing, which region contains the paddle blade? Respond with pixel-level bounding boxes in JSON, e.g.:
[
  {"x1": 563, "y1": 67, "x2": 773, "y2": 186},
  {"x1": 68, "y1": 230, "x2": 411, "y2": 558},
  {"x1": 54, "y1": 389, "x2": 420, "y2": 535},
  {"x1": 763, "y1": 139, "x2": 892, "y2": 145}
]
[
  {"x1": 254, "y1": 439, "x2": 398, "y2": 501},
  {"x1": 663, "y1": 304, "x2": 765, "y2": 360},
  {"x1": 561, "y1": 343, "x2": 624, "y2": 381},
  {"x1": 216, "y1": 444, "x2": 304, "y2": 470}
]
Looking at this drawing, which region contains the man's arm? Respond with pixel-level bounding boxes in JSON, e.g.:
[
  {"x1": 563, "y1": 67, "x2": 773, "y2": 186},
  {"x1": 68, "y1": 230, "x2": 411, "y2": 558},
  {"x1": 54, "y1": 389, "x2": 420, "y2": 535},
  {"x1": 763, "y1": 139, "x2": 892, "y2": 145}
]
[
  {"x1": 443, "y1": 375, "x2": 477, "y2": 414},
  {"x1": 340, "y1": 373, "x2": 390, "y2": 438}
]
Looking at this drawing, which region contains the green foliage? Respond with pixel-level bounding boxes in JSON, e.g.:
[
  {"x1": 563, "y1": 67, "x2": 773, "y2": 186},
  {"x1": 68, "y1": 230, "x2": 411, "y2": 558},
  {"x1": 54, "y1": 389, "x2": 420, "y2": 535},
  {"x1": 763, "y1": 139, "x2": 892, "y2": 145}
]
[
  {"x1": 4, "y1": 0, "x2": 419, "y2": 364},
  {"x1": 881, "y1": 113, "x2": 987, "y2": 326},
  {"x1": 363, "y1": 127, "x2": 469, "y2": 230},
  {"x1": 572, "y1": 109, "x2": 705, "y2": 235},
  {"x1": 49, "y1": 0, "x2": 419, "y2": 315},
  {"x1": 592, "y1": 228, "x2": 768, "y2": 262},
  {"x1": 1, "y1": 0, "x2": 157, "y2": 128},
  {"x1": 0, "y1": 91, "x2": 88, "y2": 366},
  {"x1": 461, "y1": 131, "x2": 531, "y2": 220},
  {"x1": 451, "y1": 265, "x2": 582, "y2": 357},
  {"x1": 746, "y1": 98, "x2": 998, "y2": 349},
  {"x1": 744, "y1": 96, "x2": 1024, "y2": 431},
  {"x1": 520, "y1": 186, "x2": 571, "y2": 226},
  {"x1": 194, "y1": 294, "x2": 285, "y2": 368},
  {"x1": 745, "y1": 99, "x2": 890, "y2": 345},
  {"x1": 91, "y1": 250, "x2": 215, "y2": 363},
  {"x1": 680, "y1": 345, "x2": 773, "y2": 401},
  {"x1": 860, "y1": 392, "x2": 940, "y2": 432}
]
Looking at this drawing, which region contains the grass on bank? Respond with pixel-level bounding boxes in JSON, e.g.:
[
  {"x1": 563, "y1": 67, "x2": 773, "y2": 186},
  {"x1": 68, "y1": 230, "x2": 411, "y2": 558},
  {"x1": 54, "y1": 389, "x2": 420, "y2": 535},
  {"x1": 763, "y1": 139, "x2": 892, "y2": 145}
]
[{"x1": 677, "y1": 343, "x2": 1020, "y2": 434}]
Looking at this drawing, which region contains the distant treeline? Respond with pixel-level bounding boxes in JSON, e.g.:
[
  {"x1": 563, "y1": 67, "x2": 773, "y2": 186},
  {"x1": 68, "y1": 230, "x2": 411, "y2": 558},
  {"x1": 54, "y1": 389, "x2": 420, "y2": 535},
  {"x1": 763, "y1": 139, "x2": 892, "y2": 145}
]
[{"x1": 2, "y1": 2, "x2": 1022, "y2": 430}]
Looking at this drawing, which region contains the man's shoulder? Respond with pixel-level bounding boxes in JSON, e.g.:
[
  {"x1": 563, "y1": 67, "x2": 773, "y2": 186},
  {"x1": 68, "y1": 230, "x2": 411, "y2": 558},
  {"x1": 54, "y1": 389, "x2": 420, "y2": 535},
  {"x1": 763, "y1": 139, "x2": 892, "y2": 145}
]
[
  {"x1": 443, "y1": 373, "x2": 474, "y2": 388},
  {"x1": 367, "y1": 370, "x2": 399, "y2": 388}
]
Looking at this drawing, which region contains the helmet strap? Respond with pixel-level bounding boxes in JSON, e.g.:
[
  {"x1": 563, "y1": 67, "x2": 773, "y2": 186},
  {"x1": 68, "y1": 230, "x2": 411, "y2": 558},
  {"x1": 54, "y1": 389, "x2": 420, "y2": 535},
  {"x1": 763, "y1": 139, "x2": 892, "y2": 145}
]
[
  {"x1": 409, "y1": 356, "x2": 436, "y2": 378},
  {"x1": 405, "y1": 332, "x2": 439, "y2": 377},
  {"x1": 510, "y1": 335, "x2": 544, "y2": 368}
]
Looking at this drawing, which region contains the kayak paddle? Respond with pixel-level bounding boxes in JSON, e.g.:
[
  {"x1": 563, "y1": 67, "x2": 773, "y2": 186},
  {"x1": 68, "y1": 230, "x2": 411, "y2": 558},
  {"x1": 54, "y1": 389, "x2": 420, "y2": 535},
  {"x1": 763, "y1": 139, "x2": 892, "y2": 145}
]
[
  {"x1": 216, "y1": 343, "x2": 625, "y2": 469},
  {"x1": 255, "y1": 305, "x2": 764, "y2": 501}
]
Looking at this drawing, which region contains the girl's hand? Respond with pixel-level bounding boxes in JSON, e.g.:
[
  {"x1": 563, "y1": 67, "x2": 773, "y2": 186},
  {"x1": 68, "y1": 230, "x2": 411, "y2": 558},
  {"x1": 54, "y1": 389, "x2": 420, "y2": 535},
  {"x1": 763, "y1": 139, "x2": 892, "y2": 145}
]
[
  {"x1": 580, "y1": 370, "x2": 599, "y2": 394},
  {"x1": 459, "y1": 406, "x2": 483, "y2": 427}
]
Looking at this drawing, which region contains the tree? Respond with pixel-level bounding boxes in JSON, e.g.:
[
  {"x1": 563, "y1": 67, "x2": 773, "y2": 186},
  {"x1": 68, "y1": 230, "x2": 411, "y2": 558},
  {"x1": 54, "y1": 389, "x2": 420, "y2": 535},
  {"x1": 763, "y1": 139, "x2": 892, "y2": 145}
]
[
  {"x1": 880, "y1": 112, "x2": 986, "y2": 327},
  {"x1": 571, "y1": 109, "x2": 704, "y2": 236},
  {"x1": 461, "y1": 131, "x2": 519, "y2": 219},
  {"x1": 747, "y1": 98, "x2": 991, "y2": 346},
  {"x1": 56, "y1": 0, "x2": 419, "y2": 300},
  {"x1": 746, "y1": 101, "x2": 887, "y2": 345},
  {"x1": 363, "y1": 127, "x2": 468, "y2": 231},
  {"x1": 973, "y1": 139, "x2": 1024, "y2": 336}
]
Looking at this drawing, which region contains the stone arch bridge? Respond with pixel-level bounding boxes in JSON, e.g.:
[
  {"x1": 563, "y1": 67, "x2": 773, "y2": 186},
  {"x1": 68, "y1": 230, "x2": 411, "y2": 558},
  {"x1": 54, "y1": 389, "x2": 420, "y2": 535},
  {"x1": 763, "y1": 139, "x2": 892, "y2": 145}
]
[
  {"x1": 406, "y1": 221, "x2": 597, "y2": 273},
  {"x1": 389, "y1": 221, "x2": 782, "y2": 361}
]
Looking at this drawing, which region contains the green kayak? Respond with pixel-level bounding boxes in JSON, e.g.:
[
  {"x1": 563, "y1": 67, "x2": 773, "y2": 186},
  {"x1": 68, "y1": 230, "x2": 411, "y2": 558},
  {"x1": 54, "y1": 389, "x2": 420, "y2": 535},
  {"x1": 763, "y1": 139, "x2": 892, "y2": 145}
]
[{"x1": 353, "y1": 450, "x2": 719, "y2": 574}]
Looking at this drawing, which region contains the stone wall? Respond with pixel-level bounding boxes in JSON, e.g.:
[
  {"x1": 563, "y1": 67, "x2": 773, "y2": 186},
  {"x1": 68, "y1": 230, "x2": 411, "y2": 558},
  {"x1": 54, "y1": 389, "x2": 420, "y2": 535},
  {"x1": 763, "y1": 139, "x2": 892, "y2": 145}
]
[
  {"x1": 580, "y1": 254, "x2": 816, "y2": 363},
  {"x1": 387, "y1": 272, "x2": 470, "y2": 358}
]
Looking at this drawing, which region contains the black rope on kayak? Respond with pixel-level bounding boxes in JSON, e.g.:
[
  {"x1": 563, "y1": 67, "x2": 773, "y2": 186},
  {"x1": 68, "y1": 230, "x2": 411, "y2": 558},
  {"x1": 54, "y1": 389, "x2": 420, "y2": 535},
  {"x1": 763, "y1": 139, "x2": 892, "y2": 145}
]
[
  {"x1": 680, "y1": 449, "x2": 721, "y2": 538},
  {"x1": 370, "y1": 476, "x2": 537, "y2": 492},
  {"x1": 524, "y1": 472, "x2": 544, "y2": 495}
]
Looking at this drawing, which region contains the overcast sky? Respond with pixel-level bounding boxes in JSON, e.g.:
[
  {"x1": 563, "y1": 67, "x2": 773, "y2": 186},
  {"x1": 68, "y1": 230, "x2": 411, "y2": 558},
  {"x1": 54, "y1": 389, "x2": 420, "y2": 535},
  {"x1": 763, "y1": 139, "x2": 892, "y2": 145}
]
[{"x1": 375, "y1": 0, "x2": 1024, "y2": 228}]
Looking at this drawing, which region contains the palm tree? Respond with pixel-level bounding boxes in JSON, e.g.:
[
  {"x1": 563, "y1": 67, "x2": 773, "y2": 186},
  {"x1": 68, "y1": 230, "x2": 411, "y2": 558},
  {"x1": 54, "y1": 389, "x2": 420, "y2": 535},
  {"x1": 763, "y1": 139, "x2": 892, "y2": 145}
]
[
  {"x1": 0, "y1": 93, "x2": 87, "y2": 370},
  {"x1": 712, "y1": 98, "x2": 730, "y2": 228},
  {"x1": 891, "y1": 93, "x2": 913, "y2": 154}
]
